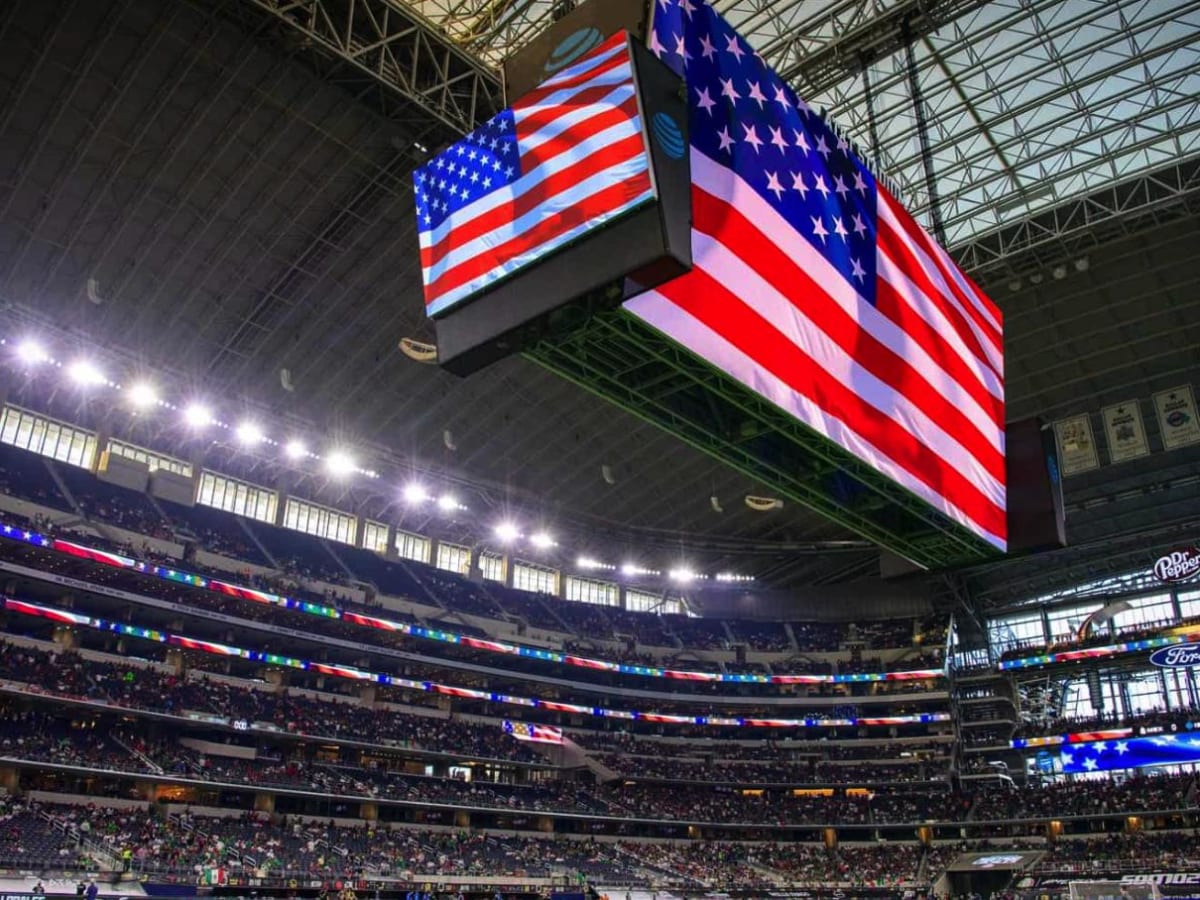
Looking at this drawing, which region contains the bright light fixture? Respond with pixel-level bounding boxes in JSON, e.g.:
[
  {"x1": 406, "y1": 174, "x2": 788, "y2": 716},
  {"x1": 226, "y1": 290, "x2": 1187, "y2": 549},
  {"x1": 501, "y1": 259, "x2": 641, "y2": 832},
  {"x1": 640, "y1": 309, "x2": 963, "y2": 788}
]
[
  {"x1": 403, "y1": 483, "x2": 429, "y2": 504},
  {"x1": 621, "y1": 563, "x2": 639, "y2": 577},
  {"x1": 324, "y1": 450, "x2": 356, "y2": 477},
  {"x1": 67, "y1": 359, "x2": 106, "y2": 387},
  {"x1": 530, "y1": 531, "x2": 555, "y2": 549},
  {"x1": 127, "y1": 382, "x2": 158, "y2": 409},
  {"x1": 437, "y1": 494, "x2": 458, "y2": 511},
  {"x1": 184, "y1": 403, "x2": 212, "y2": 428},
  {"x1": 284, "y1": 439, "x2": 307, "y2": 460},
  {"x1": 16, "y1": 340, "x2": 49, "y2": 366},
  {"x1": 235, "y1": 421, "x2": 264, "y2": 445},
  {"x1": 669, "y1": 568, "x2": 697, "y2": 583},
  {"x1": 493, "y1": 521, "x2": 520, "y2": 542}
]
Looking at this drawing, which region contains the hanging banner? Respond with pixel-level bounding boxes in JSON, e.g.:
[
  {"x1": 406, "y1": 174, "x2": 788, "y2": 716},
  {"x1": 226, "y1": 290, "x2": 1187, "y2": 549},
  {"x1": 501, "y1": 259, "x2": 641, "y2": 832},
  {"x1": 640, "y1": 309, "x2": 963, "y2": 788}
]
[
  {"x1": 1054, "y1": 413, "x2": 1099, "y2": 476},
  {"x1": 1101, "y1": 400, "x2": 1150, "y2": 463},
  {"x1": 1154, "y1": 385, "x2": 1200, "y2": 450}
]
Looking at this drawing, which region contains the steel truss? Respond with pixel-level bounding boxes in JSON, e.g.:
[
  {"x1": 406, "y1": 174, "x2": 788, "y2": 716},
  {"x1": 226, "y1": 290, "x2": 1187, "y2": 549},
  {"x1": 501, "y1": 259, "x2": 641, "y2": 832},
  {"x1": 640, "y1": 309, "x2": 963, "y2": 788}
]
[
  {"x1": 745, "y1": 0, "x2": 989, "y2": 98},
  {"x1": 238, "y1": 0, "x2": 505, "y2": 138},
  {"x1": 527, "y1": 308, "x2": 1002, "y2": 571},
  {"x1": 954, "y1": 156, "x2": 1200, "y2": 278}
]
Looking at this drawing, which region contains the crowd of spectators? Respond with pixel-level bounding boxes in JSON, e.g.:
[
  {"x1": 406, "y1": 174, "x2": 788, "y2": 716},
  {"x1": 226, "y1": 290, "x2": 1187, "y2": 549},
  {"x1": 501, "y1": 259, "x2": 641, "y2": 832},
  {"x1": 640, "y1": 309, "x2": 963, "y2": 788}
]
[
  {"x1": 0, "y1": 524, "x2": 948, "y2": 702},
  {"x1": 0, "y1": 643, "x2": 544, "y2": 764},
  {"x1": 1034, "y1": 831, "x2": 1200, "y2": 874},
  {"x1": 969, "y1": 772, "x2": 1195, "y2": 820},
  {"x1": 596, "y1": 753, "x2": 944, "y2": 786},
  {"x1": 9, "y1": 792, "x2": 1200, "y2": 887},
  {"x1": 5, "y1": 795, "x2": 952, "y2": 888},
  {"x1": 1014, "y1": 707, "x2": 1200, "y2": 740}
]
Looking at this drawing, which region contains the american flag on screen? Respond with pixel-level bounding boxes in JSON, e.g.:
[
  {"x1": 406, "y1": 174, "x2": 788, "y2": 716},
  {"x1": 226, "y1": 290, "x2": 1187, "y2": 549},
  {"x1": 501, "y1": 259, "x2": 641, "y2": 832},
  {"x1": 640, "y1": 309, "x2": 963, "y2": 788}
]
[
  {"x1": 503, "y1": 720, "x2": 564, "y2": 745},
  {"x1": 415, "y1": 31, "x2": 655, "y2": 317},
  {"x1": 630, "y1": 0, "x2": 1007, "y2": 550}
]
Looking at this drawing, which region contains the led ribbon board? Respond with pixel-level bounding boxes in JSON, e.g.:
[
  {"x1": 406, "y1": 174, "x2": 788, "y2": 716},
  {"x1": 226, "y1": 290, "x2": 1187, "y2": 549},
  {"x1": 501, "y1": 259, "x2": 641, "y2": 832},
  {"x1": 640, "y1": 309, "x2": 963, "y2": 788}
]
[
  {"x1": 0, "y1": 521, "x2": 944, "y2": 686},
  {"x1": 1, "y1": 596, "x2": 950, "y2": 731}
]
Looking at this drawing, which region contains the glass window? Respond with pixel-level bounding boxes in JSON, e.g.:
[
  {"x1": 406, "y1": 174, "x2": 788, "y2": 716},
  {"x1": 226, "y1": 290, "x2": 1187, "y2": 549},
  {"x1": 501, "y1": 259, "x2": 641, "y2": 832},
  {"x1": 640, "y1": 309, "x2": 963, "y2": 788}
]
[
  {"x1": 1180, "y1": 590, "x2": 1200, "y2": 619},
  {"x1": 107, "y1": 439, "x2": 192, "y2": 477},
  {"x1": 1111, "y1": 593, "x2": 1175, "y2": 632},
  {"x1": 396, "y1": 530, "x2": 431, "y2": 564},
  {"x1": 197, "y1": 471, "x2": 278, "y2": 524},
  {"x1": 480, "y1": 551, "x2": 505, "y2": 583},
  {"x1": 988, "y1": 611, "x2": 1045, "y2": 655},
  {"x1": 565, "y1": 575, "x2": 619, "y2": 607},
  {"x1": 436, "y1": 542, "x2": 470, "y2": 575},
  {"x1": 0, "y1": 406, "x2": 97, "y2": 469},
  {"x1": 625, "y1": 588, "x2": 661, "y2": 613},
  {"x1": 283, "y1": 497, "x2": 357, "y2": 545},
  {"x1": 1045, "y1": 602, "x2": 1100, "y2": 644},
  {"x1": 362, "y1": 520, "x2": 389, "y2": 554},
  {"x1": 513, "y1": 561, "x2": 558, "y2": 595}
]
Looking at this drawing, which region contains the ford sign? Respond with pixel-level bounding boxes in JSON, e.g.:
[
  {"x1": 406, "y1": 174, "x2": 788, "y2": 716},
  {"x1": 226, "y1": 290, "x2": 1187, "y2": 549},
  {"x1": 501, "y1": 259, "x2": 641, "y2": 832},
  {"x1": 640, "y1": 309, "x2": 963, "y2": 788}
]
[
  {"x1": 1153, "y1": 547, "x2": 1200, "y2": 583},
  {"x1": 1149, "y1": 643, "x2": 1200, "y2": 668}
]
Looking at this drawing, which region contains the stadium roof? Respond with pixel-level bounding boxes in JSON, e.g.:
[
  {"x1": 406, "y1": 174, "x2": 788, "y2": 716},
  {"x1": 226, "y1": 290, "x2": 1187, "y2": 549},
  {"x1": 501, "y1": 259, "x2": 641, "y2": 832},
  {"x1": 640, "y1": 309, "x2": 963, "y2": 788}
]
[{"x1": 0, "y1": 0, "x2": 1197, "y2": 601}]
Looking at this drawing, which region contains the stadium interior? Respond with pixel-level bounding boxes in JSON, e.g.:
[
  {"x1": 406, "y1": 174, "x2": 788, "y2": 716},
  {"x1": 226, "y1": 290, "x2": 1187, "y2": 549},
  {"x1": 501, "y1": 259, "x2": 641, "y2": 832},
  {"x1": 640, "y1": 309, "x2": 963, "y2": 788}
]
[{"x1": 0, "y1": 1, "x2": 1199, "y2": 900}]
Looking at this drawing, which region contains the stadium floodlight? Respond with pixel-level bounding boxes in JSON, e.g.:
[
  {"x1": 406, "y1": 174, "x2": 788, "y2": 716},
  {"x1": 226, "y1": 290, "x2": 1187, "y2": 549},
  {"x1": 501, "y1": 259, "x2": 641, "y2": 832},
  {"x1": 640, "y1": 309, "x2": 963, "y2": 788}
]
[
  {"x1": 493, "y1": 521, "x2": 520, "y2": 543},
  {"x1": 183, "y1": 403, "x2": 212, "y2": 428},
  {"x1": 530, "y1": 531, "x2": 555, "y2": 549},
  {"x1": 620, "y1": 563, "x2": 639, "y2": 577},
  {"x1": 324, "y1": 450, "x2": 355, "y2": 477},
  {"x1": 235, "y1": 421, "x2": 264, "y2": 445},
  {"x1": 127, "y1": 382, "x2": 158, "y2": 409},
  {"x1": 16, "y1": 339, "x2": 50, "y2": 366},
  {"x1": 669, "y1": 568, "x2": 696, "y2": 583},
  {"x1": 284, "y1": 439, "x2": 307, "y2": 460},
  {"x1": 403, "y1": 483, "x2": 429, "y2": 504},
  {"x1": 67, "y1": 359, "x2": 106, "y2": 387},
  {"x1": 437, "y1": 493, "x2": 458, "y2": 512}
]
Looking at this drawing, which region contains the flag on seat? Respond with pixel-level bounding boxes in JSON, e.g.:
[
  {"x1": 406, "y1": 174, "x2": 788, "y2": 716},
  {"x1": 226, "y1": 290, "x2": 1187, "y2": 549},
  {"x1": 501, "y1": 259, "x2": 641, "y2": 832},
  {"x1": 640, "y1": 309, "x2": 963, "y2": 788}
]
[
  {"x1": 415, "y1": 31, "x2": 655, "y2": 317},
  {"x1": 627, "y1": 0, "x2": 1007, "y2": 550}
]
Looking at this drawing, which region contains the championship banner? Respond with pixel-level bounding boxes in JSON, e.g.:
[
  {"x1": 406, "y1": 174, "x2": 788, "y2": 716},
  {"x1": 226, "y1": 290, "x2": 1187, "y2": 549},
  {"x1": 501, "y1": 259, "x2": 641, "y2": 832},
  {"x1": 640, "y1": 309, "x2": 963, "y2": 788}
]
[
  {"x1": 1101, "y1": 400, "x2": 1150, "y2": 463},
  {"x1": 1154, "y1": 385, "x2": 1200, "y2": 450},
  {"x1": 1054, "y1": 413, "x2": 1100, "y2": 475}
]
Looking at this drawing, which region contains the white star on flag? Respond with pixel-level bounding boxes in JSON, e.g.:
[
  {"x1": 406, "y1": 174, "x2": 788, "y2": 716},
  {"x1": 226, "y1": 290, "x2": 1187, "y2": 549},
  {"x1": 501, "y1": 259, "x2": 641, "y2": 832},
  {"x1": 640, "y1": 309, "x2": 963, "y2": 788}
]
[{"x1": 765, "y1": 171, "x2": 784, "y2": 199}]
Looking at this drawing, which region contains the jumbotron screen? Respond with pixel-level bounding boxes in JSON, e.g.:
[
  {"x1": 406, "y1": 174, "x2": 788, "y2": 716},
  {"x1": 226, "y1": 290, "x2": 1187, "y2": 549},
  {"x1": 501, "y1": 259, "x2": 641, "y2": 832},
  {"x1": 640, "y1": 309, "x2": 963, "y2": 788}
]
[
  {"x1": 624, "y1": 1, "x2": 1007, "y2": 552},
  {"x1": 414, "y1": 31, "x2": 656, "y2": 319}
]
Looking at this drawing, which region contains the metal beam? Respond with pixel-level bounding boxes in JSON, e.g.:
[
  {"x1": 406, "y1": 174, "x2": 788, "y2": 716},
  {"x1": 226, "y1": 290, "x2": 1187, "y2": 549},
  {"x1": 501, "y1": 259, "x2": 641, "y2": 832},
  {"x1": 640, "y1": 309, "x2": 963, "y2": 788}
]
[
  {"x1": 751, "y1": 0, "x2": 989, "y2": 100},
  {"x1": 953, "y1": 156, "x2": 1200, "y2": 278},
  {"x1": 238, "y1": 0, "x2": 505, "y2": 138},
  {"x1": 527, "y1": 308, "x2": 1003, "y2": 571}
]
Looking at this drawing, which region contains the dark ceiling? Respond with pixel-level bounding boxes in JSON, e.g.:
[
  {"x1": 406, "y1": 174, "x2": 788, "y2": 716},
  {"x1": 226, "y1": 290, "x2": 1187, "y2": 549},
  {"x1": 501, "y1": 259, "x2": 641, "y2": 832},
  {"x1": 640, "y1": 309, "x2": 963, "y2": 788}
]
[{"x1": 0, "y1": 0, "x2": 1198, "y2": 602}]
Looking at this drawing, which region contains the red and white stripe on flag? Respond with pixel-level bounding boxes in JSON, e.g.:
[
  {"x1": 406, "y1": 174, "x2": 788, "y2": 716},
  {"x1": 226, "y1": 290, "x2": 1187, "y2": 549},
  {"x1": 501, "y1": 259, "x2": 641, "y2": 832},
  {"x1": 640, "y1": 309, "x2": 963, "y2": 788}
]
[
  {"x1": 627, "y1": 0, "x2": 1006, "y2": 551},
  {"x1": 415, "y1": 30, "x2": 655, "y2": 317}
]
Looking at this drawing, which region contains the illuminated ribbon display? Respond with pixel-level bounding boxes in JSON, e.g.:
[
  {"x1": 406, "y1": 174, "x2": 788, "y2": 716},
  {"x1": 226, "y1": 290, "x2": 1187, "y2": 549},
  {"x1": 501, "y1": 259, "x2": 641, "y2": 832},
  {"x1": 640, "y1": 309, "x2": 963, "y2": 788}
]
[
  {"x1": 2, "y1": 596, "x2": 950, "y2": 730},
  {"x1": 0, "y1": 522, "x2": 945, "y2": 685}
]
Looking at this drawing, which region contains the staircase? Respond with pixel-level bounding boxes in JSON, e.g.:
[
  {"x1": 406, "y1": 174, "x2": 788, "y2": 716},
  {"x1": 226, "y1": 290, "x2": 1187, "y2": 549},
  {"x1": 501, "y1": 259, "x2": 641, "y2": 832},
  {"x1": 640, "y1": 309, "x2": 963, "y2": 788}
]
[
  {"x1": 560, "y1": 736, "x2": 621, "y2": 782},
  {"x1": 783, "y1": 622, "x2": 800, "y2": 652},
  {"x1": 110, "y1": 733, "x2": 164, "y2": 775},
  {"x1": 237, "y1": 518, "x2": 278, "y2": 568},
  {"x1": 533, "y1": 594, "x2": 576, "y2": 634},
  {"x1": 319, "y1": 539, "x2": 357, "y2": 580},
  {"x1": 40, "y1": 809, "x2": 122, "y2": 872}
]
